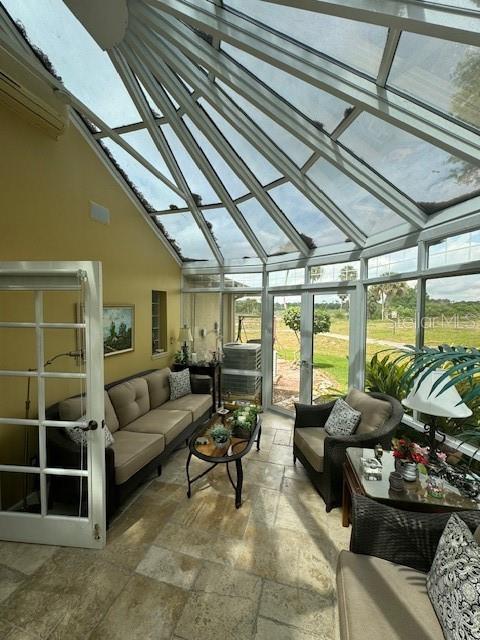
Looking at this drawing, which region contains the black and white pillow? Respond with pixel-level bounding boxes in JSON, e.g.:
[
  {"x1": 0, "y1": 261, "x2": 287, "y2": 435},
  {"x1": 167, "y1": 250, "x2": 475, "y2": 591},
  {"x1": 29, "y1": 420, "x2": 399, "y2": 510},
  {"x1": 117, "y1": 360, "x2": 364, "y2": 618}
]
[
  {"x1": 427, "y1": 513, "x2": 480, "y2": 640},
  {"x1": 169, "y1": 368, "x2": 191, "y2": 400},
  {"x1": 324, "y1": 398, "x2": 361, "y2": 436},
  {"x1": 65, "y1": 416, "x2": 114, "y2": 447}
]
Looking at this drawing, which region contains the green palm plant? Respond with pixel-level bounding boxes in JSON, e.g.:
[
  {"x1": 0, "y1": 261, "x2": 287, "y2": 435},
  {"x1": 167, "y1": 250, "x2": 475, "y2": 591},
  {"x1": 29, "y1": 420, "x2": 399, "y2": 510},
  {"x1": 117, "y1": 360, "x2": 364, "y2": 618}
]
[
  {"x1": 391, "y1": 345, "x2": 480, "y2": 406},
  {"x1": 365, "y1": 352, "x2": 409, "y2": 399}
]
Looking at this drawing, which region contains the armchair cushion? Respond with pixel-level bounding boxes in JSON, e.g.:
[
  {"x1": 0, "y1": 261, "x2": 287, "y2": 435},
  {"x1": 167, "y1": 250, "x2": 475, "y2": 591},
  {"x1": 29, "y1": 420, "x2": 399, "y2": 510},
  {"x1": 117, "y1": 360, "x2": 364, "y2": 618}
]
[
  {"x1": 346, "y1": 388, "x2": 392, "y2": 434},
  {"x1": 337, "y1": 550, "x2": 443, "y2": 640},
  {"x1": 325, "y1": 398, "x2": 361, "y2": 436},
  {"x1": 294, "y1": 427, "x2": 327, "y2": 472}
]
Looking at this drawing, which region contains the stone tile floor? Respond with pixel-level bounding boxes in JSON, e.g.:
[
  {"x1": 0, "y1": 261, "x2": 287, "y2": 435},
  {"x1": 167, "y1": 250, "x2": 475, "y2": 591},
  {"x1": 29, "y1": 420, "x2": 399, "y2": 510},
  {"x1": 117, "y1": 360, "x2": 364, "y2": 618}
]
[{"x1": 0, "y1": 412, "x2": 351, "y2": 639}]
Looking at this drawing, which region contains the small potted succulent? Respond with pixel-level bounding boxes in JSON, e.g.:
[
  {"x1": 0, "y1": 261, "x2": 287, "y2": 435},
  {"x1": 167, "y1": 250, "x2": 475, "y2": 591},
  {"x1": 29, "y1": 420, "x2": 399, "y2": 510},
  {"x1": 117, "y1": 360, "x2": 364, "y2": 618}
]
[
  {"x1": 233, "y1": 405, "x2": 258, "y2": 439},
  {"x1": 209, "y1": 425, "x2": 231, "y2": 449}
]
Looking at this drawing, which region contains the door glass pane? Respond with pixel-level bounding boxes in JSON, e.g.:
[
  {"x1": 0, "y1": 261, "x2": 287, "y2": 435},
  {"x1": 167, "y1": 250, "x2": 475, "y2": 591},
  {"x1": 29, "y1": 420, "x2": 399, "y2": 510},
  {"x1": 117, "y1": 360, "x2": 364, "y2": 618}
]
[
  {"x1": 0, "y1": 472, "x2": 40, "y2": 513},
  {"x1": 312, "y1": 293, "x2": 349, "y2": 404},
  {"x1": 272, "y1": 295, "x2": 301, "y2": 410},
  {"x1": 222, "y1": 294, "x2": 262, "y2": 404}
]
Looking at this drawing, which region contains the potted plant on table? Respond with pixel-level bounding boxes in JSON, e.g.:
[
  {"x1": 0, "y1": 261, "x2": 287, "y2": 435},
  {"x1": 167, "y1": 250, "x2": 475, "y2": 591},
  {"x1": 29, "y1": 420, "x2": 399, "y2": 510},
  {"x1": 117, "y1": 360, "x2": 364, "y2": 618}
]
[
  {"x1": 209, "y1": 425, "x2": 231, "y2": 449},
  {"x1": 233, "y1": 405, "x2": 258, "y2": 439},
  {"x1": 392, "y1": 437, "x2": 447, "y2": 481}
]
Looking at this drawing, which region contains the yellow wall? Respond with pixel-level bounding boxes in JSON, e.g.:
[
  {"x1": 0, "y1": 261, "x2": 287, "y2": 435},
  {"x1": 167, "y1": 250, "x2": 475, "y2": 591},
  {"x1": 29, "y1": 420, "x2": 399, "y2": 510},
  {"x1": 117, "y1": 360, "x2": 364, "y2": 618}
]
[{"x1": 0, "y1": 103, "x2": 182, "y2": 505}]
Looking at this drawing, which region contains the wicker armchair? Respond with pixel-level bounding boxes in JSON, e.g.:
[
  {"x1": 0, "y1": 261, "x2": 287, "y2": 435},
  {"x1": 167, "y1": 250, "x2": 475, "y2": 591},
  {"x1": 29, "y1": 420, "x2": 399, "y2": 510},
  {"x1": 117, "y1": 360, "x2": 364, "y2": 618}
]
[
  {"x1": 350, "y1": 494, "x2": 480, "y2": 572},
  {"x1": 293, "y1": 392, "x2": 403, "y2": 511}
]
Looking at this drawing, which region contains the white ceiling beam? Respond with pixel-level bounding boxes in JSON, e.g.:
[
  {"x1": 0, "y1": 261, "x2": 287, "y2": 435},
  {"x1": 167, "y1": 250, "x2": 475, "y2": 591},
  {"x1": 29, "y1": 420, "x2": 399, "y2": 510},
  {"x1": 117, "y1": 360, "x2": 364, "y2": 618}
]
[
  {"x1": 125, "y1": 34, "x2": 311, "y2": 256},
  {"x1": 377, "y1": 28, "x2": 401, "y2": 88},
  {"x1": 130, "y1": 7, "x2": 427, "y2": 228},
  {"x1": 257, "y1": 0, "x2": 480, "y2": 47},
  {"x1": 108, "y1": 48, "x2": 224, "y2": 265},
  {"x1": 143, "y1": 0, "x2": 480, "y2": 166},
  {"x1": 120, "y1": 47, "x2": 268, "y2": 262},
  {"x1": 130, "y1": 22, "x2": 366, "y2": 246}
]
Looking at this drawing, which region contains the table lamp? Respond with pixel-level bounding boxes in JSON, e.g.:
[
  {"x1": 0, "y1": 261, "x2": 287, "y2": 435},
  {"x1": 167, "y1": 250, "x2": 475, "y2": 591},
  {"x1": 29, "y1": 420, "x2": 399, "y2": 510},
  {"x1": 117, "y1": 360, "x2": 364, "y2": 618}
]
[
  {"x1": 178, "y1": 325, "x2": 193, "y2": 364},
  {"x1": 402, "y1": 369, "x2": 472, "y2": 462}
]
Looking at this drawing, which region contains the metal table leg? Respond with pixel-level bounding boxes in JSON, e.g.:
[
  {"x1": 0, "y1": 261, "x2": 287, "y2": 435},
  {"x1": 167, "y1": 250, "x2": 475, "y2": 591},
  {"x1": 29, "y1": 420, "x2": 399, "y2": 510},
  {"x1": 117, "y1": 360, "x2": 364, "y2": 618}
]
[{"x1": 235, "y1": 459, "x2": 243, "y2": 509}]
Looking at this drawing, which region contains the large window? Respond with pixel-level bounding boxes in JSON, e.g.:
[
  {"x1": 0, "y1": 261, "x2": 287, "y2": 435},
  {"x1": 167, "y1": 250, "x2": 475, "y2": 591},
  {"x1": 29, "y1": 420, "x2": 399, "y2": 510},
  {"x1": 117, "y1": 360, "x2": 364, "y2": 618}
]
[
  {"x1": 368, "y1": 248, "x2": 417, "y2": 278},
  {"x1": 309, "y1": 261, "x2": 359, "y2": 283},
  {"x1": 269, "y1": 268, "x2": 305, "y2": 287},
  {"x1": 424, "y1": 274, "x2": 480, "y2": 348},
  {"x1": 365, "y1": 280, "x2": 417, "y2": 381}
]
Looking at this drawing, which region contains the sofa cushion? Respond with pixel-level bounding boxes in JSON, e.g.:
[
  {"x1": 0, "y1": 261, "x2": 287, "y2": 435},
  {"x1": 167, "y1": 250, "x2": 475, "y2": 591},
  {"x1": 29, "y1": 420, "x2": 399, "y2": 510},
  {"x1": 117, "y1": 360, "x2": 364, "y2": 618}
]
[
  {"x1": 158, "y1": 393, "x2": 212, "y2": 421},
  {"x1": 337, "y1": 550, "x2": 444, "y2": 640},
  {"x1": 345, "y1": 389, "x2": 392, "y2": 435},
  {"x1": 58, "y1": 391, "x2": 120, "y2": 433},
  {"x1": 427, "y1": 513, "x2": 480, "y2": 640},
  {"x1": 294, "y1": 427, "x2": 327, "y2": 472},
  {"x1": 104, "y1": 390, "x2": 120, "y2": 433},
  {"x1": 143, "y1": 368, "x2": 171, "y2": 409},
  {"x1": 110, "y1": 430, "x2": 165, "y2": 485},
  {"x1": 325, "y1": 398, "x2": 361, "y2": 436},
  {"x1": 108, "y1": 378, "x2": 150, "y2": 428},
  {"x1": 123, "y1": 408, "x2": 191, "y2": 445}
]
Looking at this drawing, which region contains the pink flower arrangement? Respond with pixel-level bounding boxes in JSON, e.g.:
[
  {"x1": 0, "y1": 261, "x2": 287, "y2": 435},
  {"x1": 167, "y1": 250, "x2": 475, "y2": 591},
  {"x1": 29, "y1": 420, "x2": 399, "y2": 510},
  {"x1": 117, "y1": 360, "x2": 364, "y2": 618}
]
[{"x1": 392, "y1": 438, "x2": 446, "y2": 465}]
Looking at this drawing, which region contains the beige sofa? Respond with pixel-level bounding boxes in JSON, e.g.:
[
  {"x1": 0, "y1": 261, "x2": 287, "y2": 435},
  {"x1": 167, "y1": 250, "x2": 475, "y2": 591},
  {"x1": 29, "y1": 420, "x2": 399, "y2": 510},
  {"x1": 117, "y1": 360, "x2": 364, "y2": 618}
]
[{"x1": 47, "y1": 367, "x2": 213, "y2": 520}]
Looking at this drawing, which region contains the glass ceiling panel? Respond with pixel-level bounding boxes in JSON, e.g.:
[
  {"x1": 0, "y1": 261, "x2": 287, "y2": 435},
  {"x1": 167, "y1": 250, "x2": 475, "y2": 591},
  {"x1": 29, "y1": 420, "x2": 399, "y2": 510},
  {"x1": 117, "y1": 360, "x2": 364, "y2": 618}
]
[
  {"x1": 307, "y1": 159, "x2": 403, "y2": 235},
  {"x1": 388, "y1": 32, "x2": 480, "y2": 130},
  {"x1": 157, "y1": 212, "x2": 214, "y2": 262},
  {"x1": 216, "y1": 80, "x2": 312, "y2": 168},
  {"x1": 101, "y1": 139, "x2": 184, "y2": 211},
  {"x1": 339, "y1": 113, "x2": 480, "y2": 211},
  {"x1": 237, "y1": 199, "x2": 296, "y2": 256},
  {"x1": 199, "y1": 98, "x2": 282, "y2": 185},
  {"x1": 121, "y1": 129, "x2": 173, "y2": 183},
  {"x1": 268, "y1": 183, "x2": 347, "y2": 249},
  {"x1": 225, "y1": 0, "x2": 387, "y2": 77},
  {"x1": 2, "y1": 0, "x2": 141, "y2": 128},
  {"x1": 221, "y1": 43, "x2": 350, "y2": 132},
  {"x1": 162, "y1": 124, "x2": 219, "y2": 205},
  {"x1": 202, "y1": 208, "x2": 256, "y2": 260},
  {"x1": 184, "y1": 116, "x2": 249, "y2": 200},
  {"x1": 136, "y1": 77, "x2": 162, "y2": 119}
]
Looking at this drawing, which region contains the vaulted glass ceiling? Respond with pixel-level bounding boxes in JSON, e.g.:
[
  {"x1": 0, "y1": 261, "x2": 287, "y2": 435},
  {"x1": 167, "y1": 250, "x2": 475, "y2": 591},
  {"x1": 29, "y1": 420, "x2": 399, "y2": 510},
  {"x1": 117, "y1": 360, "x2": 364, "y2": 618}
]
[{"x1": 2, "y1": 0, "x2": 480, "y2": 266}]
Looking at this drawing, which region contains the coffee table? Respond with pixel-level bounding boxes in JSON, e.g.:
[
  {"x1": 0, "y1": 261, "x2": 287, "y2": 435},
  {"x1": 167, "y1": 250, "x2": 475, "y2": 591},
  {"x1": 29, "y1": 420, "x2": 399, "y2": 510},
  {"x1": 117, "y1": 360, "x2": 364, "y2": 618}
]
[
  {"x1": 186, "y1": 412, "x2": 262, "y2": 508},
  {"x1": 342, "y1": 447, "x2": 480, "y2": 527}
]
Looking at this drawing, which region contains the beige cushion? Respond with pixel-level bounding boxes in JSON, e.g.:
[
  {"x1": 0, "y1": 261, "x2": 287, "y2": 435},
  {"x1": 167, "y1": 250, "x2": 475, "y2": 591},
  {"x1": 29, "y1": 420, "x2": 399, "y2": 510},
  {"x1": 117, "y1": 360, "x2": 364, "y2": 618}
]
[
  {"x1": 108, "y1": 378, "x2": 150, "y2": 428},
  {"x1": 158, "y1": 393, "x2": 212, "y2": 421},
  {"x1": 58, "y1": 392, "x2": 119, "y2": 433},
  {"x1": 110, "y1": 430, "x2": 165, "y2": 485},
  {"x1": 475, "y1": 525, "x2": 480, "y2": 544},
  {"x1": 104, "y1": 390, "x2": 120, "y2": 433},
  {"x1": 294, "y1": 427, "x2": 326, "y2": 472},
  {"x1": 346, "y1": 389, "x2": 392, "y2": 435},
  {"x1": 143, "y1": 368, "x2": 171, "y2": 409},
  {"x1": 123, "y1": 408, "x2": 191, "y2": 445},
  {"x1": 337, "y1": 551, "x2": 444, "y2": 640}
]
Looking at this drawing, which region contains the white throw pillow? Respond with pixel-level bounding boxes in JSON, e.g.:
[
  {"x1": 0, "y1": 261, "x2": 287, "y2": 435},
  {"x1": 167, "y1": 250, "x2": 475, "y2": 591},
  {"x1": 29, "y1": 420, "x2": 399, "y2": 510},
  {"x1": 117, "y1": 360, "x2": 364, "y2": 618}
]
[
  {"x1": 169, "y1": 368, "x2": 192, "y2": 400},
  {"x1": 65, "y1": 416, "x2": 114, "y2": 447},
  {"x1": 324, "y1": 398, "x2": 361, "y2": 436},
  {"x1": 427, "y1": 513, "x2": 480, "y2": 640}
]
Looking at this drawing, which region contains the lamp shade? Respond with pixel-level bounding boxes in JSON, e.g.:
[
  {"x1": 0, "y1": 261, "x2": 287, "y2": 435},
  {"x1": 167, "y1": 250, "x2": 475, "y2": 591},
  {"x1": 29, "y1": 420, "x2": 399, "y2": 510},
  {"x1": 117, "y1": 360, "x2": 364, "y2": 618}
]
[
  {"x1": 402, "y1": 370, "x2": 472, "y2": 419},
  {"x1": 178, "y1": 325, "x2": 193, "y2": 343}
]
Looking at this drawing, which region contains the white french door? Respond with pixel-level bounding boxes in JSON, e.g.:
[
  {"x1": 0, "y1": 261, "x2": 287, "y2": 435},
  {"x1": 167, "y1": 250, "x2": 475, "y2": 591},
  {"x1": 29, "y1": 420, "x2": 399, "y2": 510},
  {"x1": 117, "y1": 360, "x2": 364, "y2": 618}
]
[
  {"x1": 265, "y1": 287, "x2": 358, "y2": 413},
  {"x1": 0, "y1": 262, "x2": 106, "y2": 548}
]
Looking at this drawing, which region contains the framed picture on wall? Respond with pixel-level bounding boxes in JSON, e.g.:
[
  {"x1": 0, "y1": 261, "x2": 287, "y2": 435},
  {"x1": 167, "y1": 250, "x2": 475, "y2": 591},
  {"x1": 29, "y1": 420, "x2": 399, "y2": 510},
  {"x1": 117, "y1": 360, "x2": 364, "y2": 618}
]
[{"x1": 103, "y1": 305, "x2": 134, "y2": 357}]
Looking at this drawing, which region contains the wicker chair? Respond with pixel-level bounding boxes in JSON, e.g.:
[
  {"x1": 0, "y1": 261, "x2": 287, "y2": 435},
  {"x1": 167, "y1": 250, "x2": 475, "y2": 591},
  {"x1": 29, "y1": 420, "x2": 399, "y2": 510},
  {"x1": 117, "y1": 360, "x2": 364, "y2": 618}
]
[
  {"x1": 293, "y1": 392, "x2": 403, "y2": 511},
  {"x1": 350, "y1": 494, "x2": 480, "y2": 572},
  {"x1": 336, "y1": 495, "x2": 480, "y2": 640}
]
